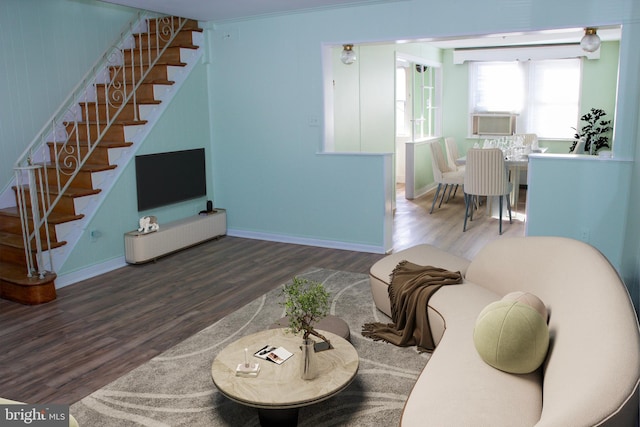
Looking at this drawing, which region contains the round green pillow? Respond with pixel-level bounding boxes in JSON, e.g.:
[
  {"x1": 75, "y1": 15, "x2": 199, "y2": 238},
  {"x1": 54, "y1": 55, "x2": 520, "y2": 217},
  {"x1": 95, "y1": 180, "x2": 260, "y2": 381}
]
[{"x1": 473, "y1": 300, "x2": 549, "y2": 374}]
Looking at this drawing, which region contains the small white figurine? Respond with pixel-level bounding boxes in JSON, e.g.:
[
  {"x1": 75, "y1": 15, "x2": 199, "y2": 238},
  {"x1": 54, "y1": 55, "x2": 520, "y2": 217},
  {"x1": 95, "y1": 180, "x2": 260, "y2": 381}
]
[{"x1": 138, "y1": 215, "x2": 159, "y2": 233}]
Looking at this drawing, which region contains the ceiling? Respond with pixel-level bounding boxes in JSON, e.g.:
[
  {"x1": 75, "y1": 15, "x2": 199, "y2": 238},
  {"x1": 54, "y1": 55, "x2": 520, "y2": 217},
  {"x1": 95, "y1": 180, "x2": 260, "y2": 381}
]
[
  {"x1": 99, "y1": 0, "x2": 620, "y2": 48},
  {"x1": 99, "y1": 0, "x2": 403, "y2": 22}
]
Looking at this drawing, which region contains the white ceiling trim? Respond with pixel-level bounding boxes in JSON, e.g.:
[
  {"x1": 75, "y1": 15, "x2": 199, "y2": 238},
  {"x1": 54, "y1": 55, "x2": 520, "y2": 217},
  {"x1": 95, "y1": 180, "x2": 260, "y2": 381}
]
[{"x1": 453, "y1": 44, "x2": 600, "y2": 64}]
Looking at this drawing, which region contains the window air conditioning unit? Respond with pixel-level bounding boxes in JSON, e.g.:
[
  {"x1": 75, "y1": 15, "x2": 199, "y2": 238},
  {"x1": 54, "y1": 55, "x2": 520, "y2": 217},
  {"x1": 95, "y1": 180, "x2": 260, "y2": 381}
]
[{"x1": 471, "y1": 113, "x2": 517, "y2": 136}]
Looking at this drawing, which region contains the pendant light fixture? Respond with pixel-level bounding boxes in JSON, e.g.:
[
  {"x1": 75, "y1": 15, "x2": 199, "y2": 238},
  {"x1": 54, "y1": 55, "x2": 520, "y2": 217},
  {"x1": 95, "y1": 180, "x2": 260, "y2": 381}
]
[
  {"x1": 340, "y1": 44, "x2": 356, "y2": 65},
  {"x1": 580, "y1": 28, "x2": 601, "y2": 52}
]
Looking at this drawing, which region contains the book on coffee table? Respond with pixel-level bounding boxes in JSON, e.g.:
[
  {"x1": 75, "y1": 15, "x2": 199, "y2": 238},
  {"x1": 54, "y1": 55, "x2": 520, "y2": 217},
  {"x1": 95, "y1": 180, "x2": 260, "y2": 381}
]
[{"x1": 254, "y1": 345, "x2": 293, "y2": 365}]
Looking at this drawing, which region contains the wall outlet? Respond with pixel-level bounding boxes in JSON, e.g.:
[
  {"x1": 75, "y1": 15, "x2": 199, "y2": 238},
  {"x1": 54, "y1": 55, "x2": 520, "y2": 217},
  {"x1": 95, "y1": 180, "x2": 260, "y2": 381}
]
[
  {"x1": 90, "y1": 230, "x2": 102, "y2": 242},
  {"x1": 308, "y1": 116, "x2": 320, "y2": 127},
  {"x1": 580, "y1": 229, "x2": 590, "y2": 242}
]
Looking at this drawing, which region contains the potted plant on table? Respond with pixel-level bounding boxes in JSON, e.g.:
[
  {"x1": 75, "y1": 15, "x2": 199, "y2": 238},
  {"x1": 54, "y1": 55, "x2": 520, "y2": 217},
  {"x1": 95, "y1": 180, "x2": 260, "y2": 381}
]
[
  {"x1": 570, "y1": 107, "x2": 612, "y2": 155},
  {"x1": 281, "y1": 276, "x2": 332, "y2": 380}
]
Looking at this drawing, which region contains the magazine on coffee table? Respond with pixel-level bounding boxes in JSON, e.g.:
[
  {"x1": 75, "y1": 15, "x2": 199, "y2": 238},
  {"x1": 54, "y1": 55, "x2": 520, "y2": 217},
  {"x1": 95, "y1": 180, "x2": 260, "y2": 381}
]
[{"x1": 254, "y1": 345, "x2": 293, "y2": 365}]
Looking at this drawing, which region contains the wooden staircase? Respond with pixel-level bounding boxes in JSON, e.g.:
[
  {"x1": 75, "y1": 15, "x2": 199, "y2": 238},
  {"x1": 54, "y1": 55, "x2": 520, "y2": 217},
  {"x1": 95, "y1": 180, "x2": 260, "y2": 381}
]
[{"x1": 0, "y1": 17, "x2": 202, "y2": 305}]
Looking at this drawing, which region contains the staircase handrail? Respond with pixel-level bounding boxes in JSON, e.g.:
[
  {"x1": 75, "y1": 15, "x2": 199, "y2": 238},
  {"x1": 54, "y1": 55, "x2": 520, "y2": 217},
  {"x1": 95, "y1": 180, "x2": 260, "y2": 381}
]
[
  {"x1": 14, "y1": 10, "x2": 144, "y2": 170},
  {"x1": 13, "y1": 12, "x2": 189, "y2": 278}
]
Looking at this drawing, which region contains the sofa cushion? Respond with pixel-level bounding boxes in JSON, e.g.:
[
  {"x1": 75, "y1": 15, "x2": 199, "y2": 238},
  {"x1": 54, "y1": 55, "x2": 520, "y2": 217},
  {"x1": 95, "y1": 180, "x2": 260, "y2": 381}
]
[
  {"x1": 402, "y1": 283, "x2": 543, "y2": 426},
  {"x1": 473, "y1": 300, "x2": 550, "y2": 374},
  {"x1": 369, "y1": 244, "x2": 471, "y2": 318}
]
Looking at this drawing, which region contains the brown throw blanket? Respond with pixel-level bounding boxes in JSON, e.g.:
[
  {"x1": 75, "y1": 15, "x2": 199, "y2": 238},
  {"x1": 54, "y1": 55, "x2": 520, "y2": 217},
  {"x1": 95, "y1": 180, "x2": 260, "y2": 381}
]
[{"x1": 362, "y1": 261, "x2": 462, "y2": 352}]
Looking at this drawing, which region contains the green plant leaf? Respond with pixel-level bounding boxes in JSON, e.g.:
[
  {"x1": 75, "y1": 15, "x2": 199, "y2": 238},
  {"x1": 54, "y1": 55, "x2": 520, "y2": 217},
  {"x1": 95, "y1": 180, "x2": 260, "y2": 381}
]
[
  {"x1": 281, "y1": 277, "x2": 330, "y2": 340},
  {"x1": 571, "y1": 107, "x2": 612, "y2": 154}
]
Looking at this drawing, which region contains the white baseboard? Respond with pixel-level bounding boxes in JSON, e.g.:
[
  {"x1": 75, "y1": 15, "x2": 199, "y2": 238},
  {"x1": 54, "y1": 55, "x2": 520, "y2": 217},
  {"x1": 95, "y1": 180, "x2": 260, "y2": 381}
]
[
  {"x1": 227, "y1": 229, "x2": 386, "y2": 254},
  {"x1": 54, "y1": 230, "x2": 385, "y2": 289},
  {"x1": 55, "y1": 256, "x2": 127, "y2": 289},
  {"x1": 409, "y1": 183, "x2": 437, "y2": 200}
]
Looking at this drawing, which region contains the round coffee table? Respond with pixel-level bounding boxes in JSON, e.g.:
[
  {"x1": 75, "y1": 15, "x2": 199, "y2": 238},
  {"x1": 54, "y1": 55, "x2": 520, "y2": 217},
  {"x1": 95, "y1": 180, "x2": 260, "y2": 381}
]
[{"x1": 211, "y1": 328, "x2": 358, "y2": 426}]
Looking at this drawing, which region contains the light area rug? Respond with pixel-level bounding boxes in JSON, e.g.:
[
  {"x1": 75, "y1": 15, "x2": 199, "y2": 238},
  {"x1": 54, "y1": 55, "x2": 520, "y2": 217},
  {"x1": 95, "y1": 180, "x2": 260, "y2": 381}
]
[{"x1": 71, "y1": 268, "x2": 431, "y2": 426}]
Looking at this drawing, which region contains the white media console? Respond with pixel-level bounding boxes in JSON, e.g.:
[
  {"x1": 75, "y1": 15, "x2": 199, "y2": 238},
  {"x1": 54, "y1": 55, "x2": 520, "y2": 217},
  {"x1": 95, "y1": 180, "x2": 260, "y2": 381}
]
[{"x1": 124, "y1": 209, "x2": 226, "y2": 264}]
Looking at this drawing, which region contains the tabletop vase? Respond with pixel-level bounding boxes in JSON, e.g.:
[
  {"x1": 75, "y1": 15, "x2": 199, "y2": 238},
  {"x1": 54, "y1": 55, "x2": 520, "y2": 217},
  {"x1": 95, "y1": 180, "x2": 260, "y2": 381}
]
[{"x1": 300, "y1": 339, "x2": 318, "y2": 380}]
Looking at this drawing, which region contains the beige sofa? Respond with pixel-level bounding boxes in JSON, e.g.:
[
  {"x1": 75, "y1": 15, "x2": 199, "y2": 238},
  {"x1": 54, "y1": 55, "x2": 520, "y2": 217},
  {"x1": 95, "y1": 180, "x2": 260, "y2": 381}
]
[{"x1": 369, "y1": 236, "x2": 640, "y2": 426}]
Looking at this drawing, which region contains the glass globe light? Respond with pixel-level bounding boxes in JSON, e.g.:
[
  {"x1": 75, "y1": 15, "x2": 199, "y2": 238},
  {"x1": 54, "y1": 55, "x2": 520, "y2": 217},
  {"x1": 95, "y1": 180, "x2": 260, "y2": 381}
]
[
  {"x1": 580, "y1": 28, "x2": 601, "y2": 52},
  {"x1": 341, "y1": 44, "x2": 356, "y2": 65}
]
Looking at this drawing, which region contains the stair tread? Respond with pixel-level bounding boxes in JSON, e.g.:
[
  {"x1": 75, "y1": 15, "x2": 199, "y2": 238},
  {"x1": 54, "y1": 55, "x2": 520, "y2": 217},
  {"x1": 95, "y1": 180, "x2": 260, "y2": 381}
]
[
  {"x1": 96, "y1": 79, "x2": 176, "y2": 86},
  {"x1": 65, "y1": 119, "x2": 148, "y2": 126},
  {"x1": 38, "y1": 162, "x2": 117, "y2": 173},
  {"x1": 126, "y1": 45, "x2": 199, "y2": 52},
  {"x1": 109, "y1": 59, "x2": 187, "y2": 68},
  {"x1": 78, "y1": 100, "x2": 162, "y2": 106},
  {"x1": 159, "y1": 43, "x2": 199, "y2": 49},
  {"x1": 13, "y1": 184, "x2": 101, "y2": 198},
  {"x1": 0, "y1": 261, "x2": 57, "y2": 286},
  {"x1": 0, "y1": 231, "x2": 66, "y2": 250},
  {"x1": 46, "y1": 140, "x2": 134, "y2": 149},
  {"x1": 120, "y1": 58, "x2": 187, "y2": 66},
  {"x1": 0, "y1": 207, "x2": 84, "y2": 225}
]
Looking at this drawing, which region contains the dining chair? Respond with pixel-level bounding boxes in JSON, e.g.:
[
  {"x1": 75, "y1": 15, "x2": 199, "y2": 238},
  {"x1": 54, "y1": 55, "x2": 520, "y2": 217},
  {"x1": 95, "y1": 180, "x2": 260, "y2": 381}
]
[
  {"x1": 444, "y1": 137, "x2": 465, "y2": 201},
  {"x1": 463, "y1": 148, "x2": 513, "y2": 234},
  {"x1": 514, "y1": 133, "x2": 538, "y2": 147},
  {"x1": 429, "y1": 141, "x2": 464, "y2": 214},
  {"x1": 444, "y1": 137, "x2": 464, "y2": 173}
]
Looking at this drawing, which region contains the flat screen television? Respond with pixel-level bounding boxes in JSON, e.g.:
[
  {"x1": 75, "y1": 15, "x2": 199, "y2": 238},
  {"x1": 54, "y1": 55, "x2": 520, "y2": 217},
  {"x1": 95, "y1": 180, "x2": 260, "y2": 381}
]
[{"x1": 135, "y1": 148, "x2": 207, "y2": 211}]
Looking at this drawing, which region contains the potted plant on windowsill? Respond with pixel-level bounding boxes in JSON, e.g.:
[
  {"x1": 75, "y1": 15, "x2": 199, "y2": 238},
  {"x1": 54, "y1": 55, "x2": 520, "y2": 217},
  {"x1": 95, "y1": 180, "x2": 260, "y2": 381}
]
[
  {"x1": 570, "y1": 107, "x2": 612, "y2": 155},
  {"x1": 281, "y1": 276, "x2": 332, "y2": 380}
]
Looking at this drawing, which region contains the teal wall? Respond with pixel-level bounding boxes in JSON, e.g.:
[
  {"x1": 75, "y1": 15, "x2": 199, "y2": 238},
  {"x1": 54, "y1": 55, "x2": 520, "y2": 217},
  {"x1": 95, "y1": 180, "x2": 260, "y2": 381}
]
[
  {"x1": 527, "y1": 155, "x2": 632, "y2": 265},
  {"x1": 60, "y1": 61, "x2": 212, "y2": 275},
  {"x1": 208, "y1": 18, "x2": 393, "y2": 250},
  {"x1": 0, "y1": 0, "x2": 137, "y2": 191},
  {"x1": 1, "y1": 0, "x2": 639, "y2": 311},
  {"x1": 208, "y1": 0, "x2": 640, "y2": 309}
]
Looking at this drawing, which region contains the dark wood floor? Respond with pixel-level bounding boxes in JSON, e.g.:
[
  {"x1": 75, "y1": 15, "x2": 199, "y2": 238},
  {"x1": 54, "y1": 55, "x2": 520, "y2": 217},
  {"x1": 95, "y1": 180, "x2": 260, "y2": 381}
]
[{"x1": 0, "y1": 186, "x2": 526, "y2": 405}]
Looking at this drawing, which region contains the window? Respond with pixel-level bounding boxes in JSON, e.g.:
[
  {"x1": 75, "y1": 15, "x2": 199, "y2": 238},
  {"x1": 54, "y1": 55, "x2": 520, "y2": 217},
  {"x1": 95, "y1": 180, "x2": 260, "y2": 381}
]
[
  {"x1": 396, "y1": 66, "x2": 409, "y2": 136},
  {"x1": 470, "y1": 59, "x2": 581, "y2": 139},
  {"x1": 413, "y1": 64, "x2": 437, "y2": 139},
  {"x1": 396, "y1": 61, "x2": 441, "y2": 140}
]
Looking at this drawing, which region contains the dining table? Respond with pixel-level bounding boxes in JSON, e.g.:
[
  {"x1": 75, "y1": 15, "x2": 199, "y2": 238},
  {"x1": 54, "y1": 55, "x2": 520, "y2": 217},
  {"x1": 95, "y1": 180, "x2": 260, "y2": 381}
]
[{"x1": 456, "y1": 147, "x2": 548, "y2": 210}]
